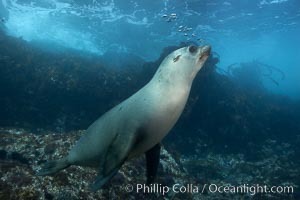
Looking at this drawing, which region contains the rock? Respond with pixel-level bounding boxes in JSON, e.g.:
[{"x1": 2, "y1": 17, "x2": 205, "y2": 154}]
[
  {"x1": 0, "y1": 128, "x2": 191, "y2": 200},
  {"x1": 0, "y1": 148, "x2": 29, "y2": 164},
  {"x1": 0, "y1": 149, "x2": 7, "y2": 159},
  {"x1": 44, "y1": 143, "x2": 56, "y2": 154},
  {"x1": 44, "y1": 191, "x2": 54, "y2": 200},
  {"x1": 9, "y1": 151, "x2": 29, "y2": 164}
]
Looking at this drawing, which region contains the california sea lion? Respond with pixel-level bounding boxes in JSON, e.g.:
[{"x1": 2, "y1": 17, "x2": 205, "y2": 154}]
[{"x1": 37, "y1": 45, "x2": 211, "y2": 191}]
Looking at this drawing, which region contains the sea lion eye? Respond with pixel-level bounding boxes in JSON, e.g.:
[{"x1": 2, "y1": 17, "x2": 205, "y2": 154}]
[
  {"x1": 189, "y1": 46, "x2": 197, "y2": 53},
  {"x1": 173, "y1": 55, "x2": 181, "y2": 62}
]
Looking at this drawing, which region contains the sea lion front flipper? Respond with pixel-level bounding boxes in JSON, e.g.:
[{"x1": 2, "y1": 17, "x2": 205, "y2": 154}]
[{"x1": 145, "y1": 143, "x2": 161, "y2": 184}]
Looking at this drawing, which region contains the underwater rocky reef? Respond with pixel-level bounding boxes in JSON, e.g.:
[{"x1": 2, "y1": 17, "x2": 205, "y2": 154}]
[
  {"x1": 1, "y1": 29, "x2": 300, "y2": 199},
  {"x1": 0, "y1": 128, "x2": 191, "y2": 200},
  {"x1": 0, "y1": 128, "x2": 298, "y2": 199}
]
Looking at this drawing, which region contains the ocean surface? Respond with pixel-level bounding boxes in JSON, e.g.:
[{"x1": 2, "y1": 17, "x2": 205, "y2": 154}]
[{"x1": 0, "y1": 0, "x2": 299, "y2": 199}]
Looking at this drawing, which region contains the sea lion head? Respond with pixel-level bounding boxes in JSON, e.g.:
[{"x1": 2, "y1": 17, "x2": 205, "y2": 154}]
[{"x1": 159, "y1": 45, "x2": 211, "y2": 82}]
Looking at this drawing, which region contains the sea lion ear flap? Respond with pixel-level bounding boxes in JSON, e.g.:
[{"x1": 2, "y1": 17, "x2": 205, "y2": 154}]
[{"x1": 173, "y1": 55, "x2": 181, "y2": 62}]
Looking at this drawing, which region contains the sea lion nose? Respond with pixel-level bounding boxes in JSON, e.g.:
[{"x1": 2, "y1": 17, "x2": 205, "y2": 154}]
[
  {"x1": 199, "y1": 45, "x2": 211, "y2": 61},
  {"x1": 201, "y1": 45, "x2": 211, "y2": 56}
]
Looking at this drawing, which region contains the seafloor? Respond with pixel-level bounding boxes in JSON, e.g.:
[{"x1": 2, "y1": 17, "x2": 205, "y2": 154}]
[{"x1": 0, "y1": 127, "x2": 298, "y2": 200}]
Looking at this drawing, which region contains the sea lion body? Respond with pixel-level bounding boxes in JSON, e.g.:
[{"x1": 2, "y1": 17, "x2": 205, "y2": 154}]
[
  {"x1": 37, "y1": 45, "x2": 211, "y2": 190},
  {"x1": 69, "y1": 79, "x2": 188, "y2": 165}
]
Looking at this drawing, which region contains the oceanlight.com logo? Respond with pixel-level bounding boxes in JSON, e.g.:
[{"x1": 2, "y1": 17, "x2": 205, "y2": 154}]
[{"x1": 123, "y1": 183, "x2": 294, "y2": 196}]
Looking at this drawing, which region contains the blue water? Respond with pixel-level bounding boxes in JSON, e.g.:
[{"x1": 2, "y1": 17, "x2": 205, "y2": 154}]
[
  {"x1": 1, "y1": 0, "x2": 299, "y2": 98},
  {"x1": 1, "y1": 2, "x2": 300, "y2": 198}
]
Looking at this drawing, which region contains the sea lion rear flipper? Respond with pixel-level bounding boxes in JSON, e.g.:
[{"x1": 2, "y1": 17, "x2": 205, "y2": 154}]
[
  {"x1": 90, "y1": 168, "x2": 118, "y2": 191},
  {"x1": 145, "y1": 143, "x2": 161, "y2": 184},
  {"x1": 90, "y1": 132, "x2": 132, "y2": 191},
  {"x1": 90, "y1": 158, "x2": 126, "y2": 191},
  {"x1": 37, "y1": 158, "x2": 70, "y2": 176}
]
